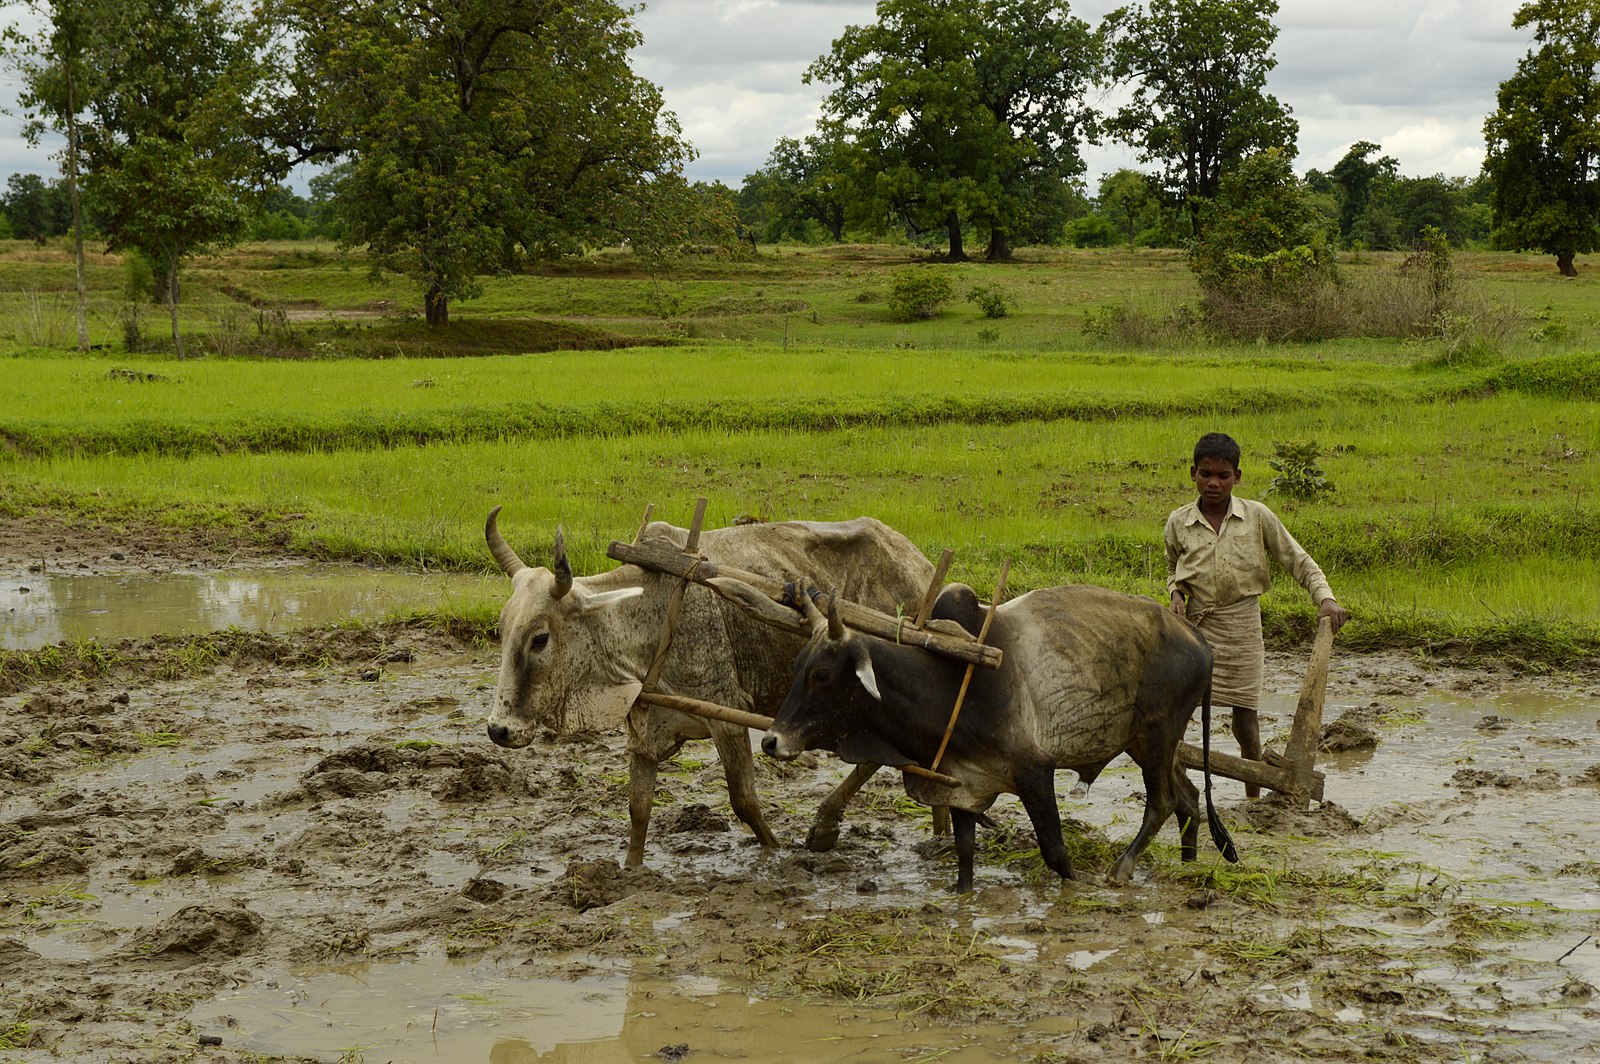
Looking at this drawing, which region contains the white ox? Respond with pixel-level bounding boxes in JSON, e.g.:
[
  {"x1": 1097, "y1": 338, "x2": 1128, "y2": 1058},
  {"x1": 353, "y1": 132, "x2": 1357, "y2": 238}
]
[{"x1": 484, "y1": 508, "x2": 934, "y2": 866}]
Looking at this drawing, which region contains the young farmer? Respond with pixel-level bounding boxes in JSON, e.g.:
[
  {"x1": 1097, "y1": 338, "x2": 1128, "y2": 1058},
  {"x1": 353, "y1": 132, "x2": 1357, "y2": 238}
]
[{"x1": 1164, "y1": 432, "x2": 1349, "y2": 796}]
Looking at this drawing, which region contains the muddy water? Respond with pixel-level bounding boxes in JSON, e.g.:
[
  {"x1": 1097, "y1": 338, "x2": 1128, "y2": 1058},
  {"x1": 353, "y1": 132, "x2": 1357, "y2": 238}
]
[
  {"x1": 0, "y1": 564, "x2": 497, "y2": 648},
  {"x1": 159, "y1": 683, "x2": 1600, "y2": 1063}
]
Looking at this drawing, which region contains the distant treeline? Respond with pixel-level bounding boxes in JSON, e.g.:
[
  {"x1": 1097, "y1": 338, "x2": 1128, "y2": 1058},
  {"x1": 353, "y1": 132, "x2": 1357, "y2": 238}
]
[{"x1": 0, "y1": 172, "x2": 338, "y2": 244}]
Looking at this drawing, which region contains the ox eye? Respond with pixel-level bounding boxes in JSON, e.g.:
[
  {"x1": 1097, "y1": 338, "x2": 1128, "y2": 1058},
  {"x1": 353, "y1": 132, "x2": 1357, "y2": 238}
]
[
  {"x1": 810, "y1": 666, "x2": 832, "y2": 687},
  {"x1": 530, "y1": 632, "x2": 550, "y2": 651}
]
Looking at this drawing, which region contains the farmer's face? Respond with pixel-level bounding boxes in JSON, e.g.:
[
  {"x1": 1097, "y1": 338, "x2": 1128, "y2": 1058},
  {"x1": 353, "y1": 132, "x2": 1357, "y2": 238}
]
[{"x1": 1191, "y1": 457, "x2": 1240, "y2": 507}]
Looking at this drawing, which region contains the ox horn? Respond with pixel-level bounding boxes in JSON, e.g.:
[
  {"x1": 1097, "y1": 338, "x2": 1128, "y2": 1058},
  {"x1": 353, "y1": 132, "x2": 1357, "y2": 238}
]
[
  {"x1": 796, "y1": 585, "x2": 827, "y2": 635},
  {"x1": 551, "y1": 526, "x2": 573, "y2": 600},
  {"x1": 825, "y1": 588, "x2": 845, "y2": 642},
  {"x1": 485, "y1": 506, "x2": 527, "y2": 578}
]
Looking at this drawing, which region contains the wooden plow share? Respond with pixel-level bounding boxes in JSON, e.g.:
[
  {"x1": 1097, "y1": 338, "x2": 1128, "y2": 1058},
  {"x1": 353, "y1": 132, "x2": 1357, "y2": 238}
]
[
  {"x1": 606, "y1": 498, "x2": 1004, "y2": 792},
  {"x1": 613, "y1": 498, "x2": 1334, "y2": 808}
]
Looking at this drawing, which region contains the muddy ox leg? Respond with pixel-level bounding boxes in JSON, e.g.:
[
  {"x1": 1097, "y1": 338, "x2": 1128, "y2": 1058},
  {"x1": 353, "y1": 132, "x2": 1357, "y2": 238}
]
[
  {"x1": 951, "y1": 809, "x2": 979, "y2": 894},
  {"x1": 1017, "y1": 760, "x2": 1075, "y2": 883},
  {"x1": 1171, "y1": 761, "x2": 1201, "y2": 863},
  {"x1": 626, "y1": 751, "x2": 659, "y2": 868},
  {"x1": 1110, "y1": 756, "x2": 1180, "y2": 884},
  {"x1": 807, "y1": 763, "x2": 880, "y2": 852},
  {"x1": 710, "y1": 720, "x2": 779, "y2": 850}
]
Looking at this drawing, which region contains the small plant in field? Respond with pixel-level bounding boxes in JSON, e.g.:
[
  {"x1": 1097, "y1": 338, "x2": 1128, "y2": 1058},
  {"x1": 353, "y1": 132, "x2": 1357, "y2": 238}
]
[
  {"x1": 965, "y1": 283, "x2": 1011, "y2": 318},
  {"x1": 1528, "y1": 304, "x2": 1569, "y2": 343},
  {"x1": 886, "y1": 266, "x2": 955, "y2": 321},
  {"x1": 1266, "y1": 439, "x2": 1334, "y2": 501}
]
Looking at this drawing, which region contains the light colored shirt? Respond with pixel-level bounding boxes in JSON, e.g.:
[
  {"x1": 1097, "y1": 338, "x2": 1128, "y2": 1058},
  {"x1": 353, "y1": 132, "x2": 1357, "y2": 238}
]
[{"x1": 1164, "y1": 496, "x2": 1335, "y2": 609}]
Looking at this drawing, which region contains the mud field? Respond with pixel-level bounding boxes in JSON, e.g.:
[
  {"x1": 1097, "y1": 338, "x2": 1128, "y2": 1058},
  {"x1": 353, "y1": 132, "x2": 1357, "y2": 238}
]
[{"x1": 3, "y1": 525, "x2": 1600, "y2": 1063}]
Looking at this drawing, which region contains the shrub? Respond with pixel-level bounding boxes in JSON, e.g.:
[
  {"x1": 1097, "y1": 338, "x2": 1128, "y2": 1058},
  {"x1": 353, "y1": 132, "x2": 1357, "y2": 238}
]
[
  {"x1": 966, "y1": 284, "x2": 1011, "y2": 318},
  {"x1": 1266, "y1": 439, "x2": 1334, "y2": 501},
  {"x1": 887, "y1": 267, "x2": 955, "y2": 321}
]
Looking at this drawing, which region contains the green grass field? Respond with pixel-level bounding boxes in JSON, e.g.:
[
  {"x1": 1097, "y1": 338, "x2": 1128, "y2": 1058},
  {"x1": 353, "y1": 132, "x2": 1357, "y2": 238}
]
[{"x1": 1, "y1": 238, "x2": 1597, "y2": 665}]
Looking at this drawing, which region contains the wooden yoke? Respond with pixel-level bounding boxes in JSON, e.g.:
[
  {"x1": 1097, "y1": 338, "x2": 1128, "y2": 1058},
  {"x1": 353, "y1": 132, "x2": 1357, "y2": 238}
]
[{"x1": 607, "y1": 538, "x2": 1003, "y2": 671}]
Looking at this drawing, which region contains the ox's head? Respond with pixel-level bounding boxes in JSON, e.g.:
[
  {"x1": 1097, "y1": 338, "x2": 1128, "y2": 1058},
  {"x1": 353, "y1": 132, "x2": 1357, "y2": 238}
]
[
  {"x1": 484, "y1": 507, "x2": 645, "y2": 748},
  {"x1": 761, "y1": 590, "x2": 890, "y2": 763}
]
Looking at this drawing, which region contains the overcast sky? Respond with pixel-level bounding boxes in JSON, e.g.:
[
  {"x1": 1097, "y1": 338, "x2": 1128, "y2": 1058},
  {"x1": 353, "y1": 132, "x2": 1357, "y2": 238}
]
[
  {"x1": 631, "y1": 0, "x2": 1532, "y2": 189},
  {"x1": 0, "y1": 1, "x2": 1532, "y2": 193}
]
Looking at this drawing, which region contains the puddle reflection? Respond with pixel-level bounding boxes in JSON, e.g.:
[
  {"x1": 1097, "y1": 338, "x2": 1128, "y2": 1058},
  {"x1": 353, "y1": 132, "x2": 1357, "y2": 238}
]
[
  {"x1": 189, "y1": 955, "x2": 1027, "y2": 1062},
  {"x1": 1, "y1": 566, "x2": 497, "y2": 649}
]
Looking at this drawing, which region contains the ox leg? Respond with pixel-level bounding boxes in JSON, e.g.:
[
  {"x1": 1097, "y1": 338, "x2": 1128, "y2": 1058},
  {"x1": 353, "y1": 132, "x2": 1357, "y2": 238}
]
[
  {"x1": 951, "y1": 809, "x2": 979, "y2": 894},
  {"x1": 1017, "y1": 761, "x2": 1075, "y2": 883},
  {"x1": 626, "y1": 751, "x2": 659, "y2": 868},
  {"x1": 1110, "y1": 757, "x2": 1180, "y2": 884},
  {"x1": 1171, "y1": 763, "x2": 1201, "y2": 863},
  {"x1": 710, "y1": 721, "x2": 779, "y2": 850},
  {"x1": 807, "y1": 762, "x2": 879, "y2": 852}
]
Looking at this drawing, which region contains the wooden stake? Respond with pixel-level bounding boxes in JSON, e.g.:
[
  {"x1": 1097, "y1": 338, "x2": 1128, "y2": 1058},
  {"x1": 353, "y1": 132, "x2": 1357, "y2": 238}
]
[
  {"x1": 930, "y1": 558, "x2": 1009, "y2": 774},
  {"x1": 632, "y1": 503, "x2": 656, "y2": 545}
]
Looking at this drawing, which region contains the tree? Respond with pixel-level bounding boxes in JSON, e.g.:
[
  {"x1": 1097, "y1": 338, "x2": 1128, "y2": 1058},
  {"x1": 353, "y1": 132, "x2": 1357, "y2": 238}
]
[
  {"x1": 11, "y1": 0, "x2": 276, "y2": 357},
  {"x1": 1482, "y1": 0, "x2": 1600, "y2": 276},
  {"x1": 2, "y1": 173, "x2": 71, "y2": 241},
  {"x1": 274, "y1": 0, "x2": 693, "y2": 325},
  {"x1": 1097, "y1": 168, "x2": 1160, "y2": 246},
  {"x1": 1190, "y1": 147, "x2": 1336, "y2": 338},
  {"x1": 743, "y1": 133, "x2": 857, "y2": 242},
  {"x1": 1104, "y1": 0, "x2": 1298, "y2": 235},
  {"x1": 5, "y1": 0, "x2": 106, "y2": 351},
  {"x1": 1328, "y1": 140, "x2": 1398, "y2": 245},
  {"x1": 808, "y1": 0, "x2": 1099, "y2": 262}
]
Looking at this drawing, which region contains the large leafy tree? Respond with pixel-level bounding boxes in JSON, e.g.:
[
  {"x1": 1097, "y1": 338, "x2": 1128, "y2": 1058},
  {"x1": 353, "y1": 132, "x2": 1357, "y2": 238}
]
[
  {"x1": 1482, "y1": 0, "x2": 1600, "y2": 276},
  {"x1": 273, "y1": 0, "x2": 692, "y2": 324},
  {"x1": 12, "y1": 0, "x2": 273, "y2": 357},
  {"x1": 808, "y1": 0, "x2": 1099, "y2": 262},
  {"x1": 1103, "y1": 0, "x2": 1298, "y2": 235},
  {"x1": 1328, "y1": 140, "x2": 1398, "y2": 246}
]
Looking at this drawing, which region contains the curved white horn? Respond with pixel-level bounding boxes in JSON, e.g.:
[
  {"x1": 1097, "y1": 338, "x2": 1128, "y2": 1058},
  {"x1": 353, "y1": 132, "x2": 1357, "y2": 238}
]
[{"x1": 485, "y1": 506, "x2": 527, "y2": 578}]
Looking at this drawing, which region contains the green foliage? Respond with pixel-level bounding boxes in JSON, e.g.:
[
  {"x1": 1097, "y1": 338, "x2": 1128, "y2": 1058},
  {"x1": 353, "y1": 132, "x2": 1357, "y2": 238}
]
[
  {"x1": 887, "y1": 266, "x2": 956, "y2": 320},
  {"x1": 1064, "y1": 214, "x2": 1119, "y2": 248},
  {"x1": 1265, "y1": 439, "x2": 1334, "y2": 500},
  {"x1": 1482, "y1": 0, "x2": 1600, "y2": 276},
  {"x1": 278, "y1": 0, "x2": 693, "y2": 323},
  {"x1": 808, "y1": 0, "x2": 1099, "y2": 261},
  {"x1": 965, "y1": 283, "x2": 1012, "y2": 318},
  {"x1": 1189, "y1": 148, "x2": 1338, "y2": 338},
  {"x1": 1103, "y1": 0, "x2": 1298, "y2": 231}
]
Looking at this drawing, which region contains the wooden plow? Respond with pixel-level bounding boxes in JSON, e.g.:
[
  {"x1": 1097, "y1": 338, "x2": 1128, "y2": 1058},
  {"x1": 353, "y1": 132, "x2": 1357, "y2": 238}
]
[
  {"x1": 606, "y1": 498, "x2": 1004, "y2": 792},
  {"x1": 1175, "y1": 615, "x2": 1335, "y2": 806},
  {"x1": 614, "y1": 498, "x2": 1334, "y2": 808}
]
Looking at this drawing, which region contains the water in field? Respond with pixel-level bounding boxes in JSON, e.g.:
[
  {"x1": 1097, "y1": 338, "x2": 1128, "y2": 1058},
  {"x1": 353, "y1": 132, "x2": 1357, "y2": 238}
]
[{"x1": 0, "y1": 563, "x2": 497, "y2": 649}]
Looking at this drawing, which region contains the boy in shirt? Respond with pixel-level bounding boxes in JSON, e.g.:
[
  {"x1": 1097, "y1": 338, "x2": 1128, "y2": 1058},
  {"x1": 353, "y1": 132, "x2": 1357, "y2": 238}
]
[{"x1": 1164, "y1": 432, "x2": 1349, "y2": 796}]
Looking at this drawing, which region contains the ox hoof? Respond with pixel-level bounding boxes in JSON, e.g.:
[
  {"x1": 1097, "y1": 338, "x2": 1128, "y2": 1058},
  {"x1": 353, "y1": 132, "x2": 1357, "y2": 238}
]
[{"x1": 804, "y1": 824, "x2": 841, "y2": 852}]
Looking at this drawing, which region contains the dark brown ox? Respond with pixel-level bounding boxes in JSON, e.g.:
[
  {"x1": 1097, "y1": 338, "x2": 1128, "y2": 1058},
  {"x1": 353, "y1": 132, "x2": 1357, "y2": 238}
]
[
  {"x1": 484, "y1": 509, "x2": 933, "y2": 866},
  {"x1": 762, "y1": 584, "x2": 1237, "y2": 892}
]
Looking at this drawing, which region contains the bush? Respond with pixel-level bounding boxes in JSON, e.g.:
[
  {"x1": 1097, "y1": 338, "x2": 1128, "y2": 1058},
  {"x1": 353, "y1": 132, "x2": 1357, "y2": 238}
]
[
  {"x1": 887, "y1": 267, "x2": 955, "y2": 321},
  {"x1": 1064, "y1": 214, "x2": 1119, "y2": 248},
  {"x1": 966, "y1": 284, "x2": 1011, "y2": 318},
  {"x1": 1266, "y1": 439, "x2": 1334, "y2": 501}
]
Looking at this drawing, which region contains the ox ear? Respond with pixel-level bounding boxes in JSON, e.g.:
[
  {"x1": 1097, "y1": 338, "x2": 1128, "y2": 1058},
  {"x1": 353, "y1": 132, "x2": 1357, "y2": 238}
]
[
  {"x1": 854, "y1": 652, "x2": 881, "y2": 702},
  {"x1": 573, "y1": 585, "x2": 645, "y2": 613}
]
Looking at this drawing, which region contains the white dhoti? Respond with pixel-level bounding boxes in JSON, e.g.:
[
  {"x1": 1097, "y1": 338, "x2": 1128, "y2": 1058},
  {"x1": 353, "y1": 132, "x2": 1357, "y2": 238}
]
[{"x1": 1187, "y1": 596, "x2": 1265, "y2": 710}]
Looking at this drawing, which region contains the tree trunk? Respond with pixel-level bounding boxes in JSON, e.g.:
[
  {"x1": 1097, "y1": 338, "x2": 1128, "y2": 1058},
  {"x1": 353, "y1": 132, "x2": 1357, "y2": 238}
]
[
  {"x1": 425, "y1": 282, "x2": 449, "y2": 326},
  {"x1": 946, "y1": 210, "x2": 968, "y2": 262},
  {"x1": 1556, "y1": 250, "x2": 1577, "y2": 277},
  {"x1": 985, "y1": 227, "x2": 1013, "y2": 262},
  {"x1": 65, "y1": 68, "x2": 89, "y2": 352},
  {"x1": 166, "y1": 258, "x2": 184, "y2": 360}
]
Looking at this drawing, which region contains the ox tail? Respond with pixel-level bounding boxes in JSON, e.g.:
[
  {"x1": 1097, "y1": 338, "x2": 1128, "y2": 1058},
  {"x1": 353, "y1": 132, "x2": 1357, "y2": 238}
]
[{"x1": 1202, "y1": 681, "x2": 1239, "y2": 863}]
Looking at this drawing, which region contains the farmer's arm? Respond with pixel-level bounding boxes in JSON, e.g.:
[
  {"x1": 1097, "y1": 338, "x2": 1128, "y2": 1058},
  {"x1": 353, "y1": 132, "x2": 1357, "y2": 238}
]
[{"x1": 1261, "y1": 510, "x2": 1349, "y2": 633}]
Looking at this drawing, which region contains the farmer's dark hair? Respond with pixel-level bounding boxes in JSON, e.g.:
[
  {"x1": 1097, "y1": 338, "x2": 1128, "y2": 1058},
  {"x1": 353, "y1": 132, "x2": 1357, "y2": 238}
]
[{"x1": 1193, "y1": 432, "x2": 1241, "y2": 470}]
